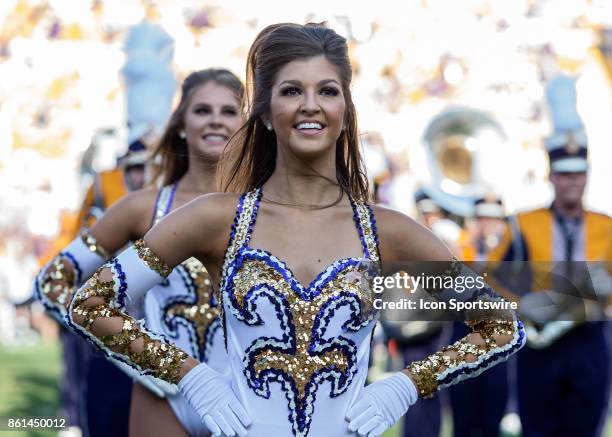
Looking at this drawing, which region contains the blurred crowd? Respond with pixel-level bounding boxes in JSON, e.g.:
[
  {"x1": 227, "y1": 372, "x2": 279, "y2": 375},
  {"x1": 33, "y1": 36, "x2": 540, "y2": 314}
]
[{"x1": 0, "y1": 0, "x2": 611, "y2": 344}]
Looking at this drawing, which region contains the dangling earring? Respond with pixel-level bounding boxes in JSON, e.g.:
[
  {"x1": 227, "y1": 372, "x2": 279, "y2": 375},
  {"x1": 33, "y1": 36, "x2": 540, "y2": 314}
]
[
  {"x1": 265, "y1": 121, "x2": 273, "y2": 131},
  {"x1": 179, "y1": 130, "x2": 186, "y2": 139}
]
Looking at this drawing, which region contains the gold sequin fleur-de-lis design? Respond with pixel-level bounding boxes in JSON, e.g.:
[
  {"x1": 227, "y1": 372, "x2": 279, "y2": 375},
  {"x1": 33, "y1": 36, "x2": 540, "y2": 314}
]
[
  {"x1": 227, "y1": 255, "x2": 377, "y2": 437},
  {"x1": 163, "y1": 258, "x2": 220, "y2": 362}
]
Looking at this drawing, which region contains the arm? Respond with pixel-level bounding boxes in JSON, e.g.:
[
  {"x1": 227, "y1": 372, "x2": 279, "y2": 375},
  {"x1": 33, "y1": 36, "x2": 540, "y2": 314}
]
[
  {"x1": 347, "y1": 207, "x2": 525, "y2": 436},
  {"x1": 70, "y1": 194, "x2": 236, "y2": 383},
  {"x1": 34, "y1": 189, "x2": 184, "y2": 397},
  {"x1": 33, "y1": 189, "x2": 153, "y2": 321},
  {"x1": 68, "y1": 194, "x2": 212, "y2": 382},
  {"x1": 69, "y1": 239, "x2": 195, "y2": 381},
  {"x1": 376, "y1": 207, "x2": 524, "y2": 398},
  {"x1": 68, "y1": 194, "x2": 252, "y2": 436},
  {"x1": 38, "y1": 189, "x2": 192, "y2": 398}
]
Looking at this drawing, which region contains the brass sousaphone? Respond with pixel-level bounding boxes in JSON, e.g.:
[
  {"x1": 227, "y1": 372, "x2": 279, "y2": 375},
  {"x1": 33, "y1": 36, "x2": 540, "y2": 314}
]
[
  {"x1": 422, "y1": 107, "x2": 507, "y2": 217},
  {"x1": 382, "y1": 108, "x2": 507, "y2": 342}
]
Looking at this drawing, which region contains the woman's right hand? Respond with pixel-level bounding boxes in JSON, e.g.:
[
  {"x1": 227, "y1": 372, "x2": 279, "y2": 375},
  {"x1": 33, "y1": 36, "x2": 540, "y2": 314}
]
[{"x1": 179, "y1": 362, "x2": 252, "y2": 437}]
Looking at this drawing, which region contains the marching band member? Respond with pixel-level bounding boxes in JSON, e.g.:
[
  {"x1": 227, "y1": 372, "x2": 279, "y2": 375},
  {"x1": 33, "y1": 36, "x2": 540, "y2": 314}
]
[
  {"x1": 450, "y1": 194, "x2": 511, "y2": 437},
  {"x1": 489, "y1": 75, "x2": 611, "y2": 437}
]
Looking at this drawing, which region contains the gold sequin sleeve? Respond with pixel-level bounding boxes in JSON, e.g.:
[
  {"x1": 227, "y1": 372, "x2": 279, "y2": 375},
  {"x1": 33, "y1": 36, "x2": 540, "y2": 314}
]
[
  {"x1": 405, "y1": 259, "x2": 526, "y2": 398},
  {"x1": 34, "y1": 231, "x2": 112, "y2": 321},
  {"x1": 68, "y1": 240, "x2": 188, "y2": 384}
]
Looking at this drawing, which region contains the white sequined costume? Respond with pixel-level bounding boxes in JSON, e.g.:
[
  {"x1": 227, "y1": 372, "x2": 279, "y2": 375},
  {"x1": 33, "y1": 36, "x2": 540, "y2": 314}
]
[
  {"x1": 144, "y1": 184, "x2": 225, "y2": 436},
  {"x1": 217, "y1": 188, "x2": 381, "y2": 436}
]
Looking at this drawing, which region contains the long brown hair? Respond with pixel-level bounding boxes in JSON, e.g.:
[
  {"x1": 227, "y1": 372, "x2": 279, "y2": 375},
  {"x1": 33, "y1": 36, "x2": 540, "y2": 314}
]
[
  {"x1": 218, "y1": 23, "x2": 370, "y2": 201},
  {"x1": 150, "y1": 68, "x2": 244, "y2": 186}
]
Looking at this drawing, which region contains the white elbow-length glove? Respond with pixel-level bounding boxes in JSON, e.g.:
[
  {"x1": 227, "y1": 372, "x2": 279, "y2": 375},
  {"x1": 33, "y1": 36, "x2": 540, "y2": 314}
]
[
  {"x1": 179, "y1": 363, "x2": 252, "y2": 437},
  {"x1": 346, "y1": 372, "x2": 418, "y2": 437}
]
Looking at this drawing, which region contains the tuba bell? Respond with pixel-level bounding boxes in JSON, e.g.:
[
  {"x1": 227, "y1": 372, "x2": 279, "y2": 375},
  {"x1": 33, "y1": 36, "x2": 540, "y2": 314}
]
[{"x1": 421, "y1": 107, "x2": 506, "y2": 217}]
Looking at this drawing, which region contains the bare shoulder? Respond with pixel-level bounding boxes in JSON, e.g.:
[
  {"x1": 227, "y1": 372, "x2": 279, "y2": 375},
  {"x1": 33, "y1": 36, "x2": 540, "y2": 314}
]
[
  {"x1": 125, "y1": 189, "x2": 241, "y2": 230},
  {"x1": 182, "y1": 192, "x2": 242, "y2": 235},
  {"x1": 370, "y1": 204, "x2": 452, "y2": 263},
  {"x1": 113, "y1": 186, "x2": 162, "y2": 232},
  {"x1": 119, "y1": 186, "x2": 159, "y2": 215},
  {"x1": 370, "y1": 204, "x2": 423, "y2": 240},
  {"x1": 89, "y1": 186, "x2": 160, "y2": 250},
  {"x1": 145, "y1": 192, "x2": 242, "y2": 265}
]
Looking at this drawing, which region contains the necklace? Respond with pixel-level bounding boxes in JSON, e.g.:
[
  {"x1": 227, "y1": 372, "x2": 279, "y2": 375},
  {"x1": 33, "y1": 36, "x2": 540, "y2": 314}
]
[{"x1": 261, "y1": 189, "x2": 345, "y2": 210}]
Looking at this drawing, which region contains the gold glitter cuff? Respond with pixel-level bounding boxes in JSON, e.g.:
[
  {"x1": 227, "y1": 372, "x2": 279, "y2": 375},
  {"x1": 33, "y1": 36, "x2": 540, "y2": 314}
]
[
  {"x1": 134, "y1": 239, "x2": 172, "y2": 278},
  {"x1": 81, "y1": 231, "x2": 111, "y2": 259},
  {"x1": 443, "y1": 256, "x2": 461, "y2": 277},
  {"x1": 72, "y1": 265, "x2": 187, "y2": 384},
  {"x1": 41, "y1": 257, "x2": 77, "y2": 307},
  {"x1": 406, "y1": 319, "x2": 518, "y2": 398},
  {"x1": 406, "y1": 355, "x2": 446, "y2": 398},
  {"x1": 421, "y1": 256, "x2": 462, "y2": 295}
]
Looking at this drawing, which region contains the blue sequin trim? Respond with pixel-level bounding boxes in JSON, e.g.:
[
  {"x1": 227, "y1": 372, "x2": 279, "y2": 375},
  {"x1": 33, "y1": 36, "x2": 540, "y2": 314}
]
[
  {"x1": 150, "y1": 187, "x2": 164, "y2": 226},
  {"x1": 244, "y1": 187, "x2": 262, "y2": 246},
  {"x1": 164, "y1": 183, "x2": 178, "y2": 215},
  {"x1": 151, "y1": 183, "x2": 179, "y2": 227},
  {"x1": 219, "y1": 192, "x2": 248, "y2": 290},
  {"x1": 218, "y1": 192, "x2": 250, "y2": 347},
  {"x1": 112, "y1": 258, "x2": 128, "y2": 310},
  {"x1": 230, "y1": 248, "x2": 363, "y2": 300},
  {"x1": 60, "y1": 251, "x2": 83, "y2": 285}
]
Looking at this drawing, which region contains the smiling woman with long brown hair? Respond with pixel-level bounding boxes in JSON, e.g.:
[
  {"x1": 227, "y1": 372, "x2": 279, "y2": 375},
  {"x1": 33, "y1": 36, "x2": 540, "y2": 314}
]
[
  {"x1": 34, "y1": 68, "x2": 244, "y2": 437},
  {"x1": 68, "y1": 23, "x2": 524, "y2": 437}
]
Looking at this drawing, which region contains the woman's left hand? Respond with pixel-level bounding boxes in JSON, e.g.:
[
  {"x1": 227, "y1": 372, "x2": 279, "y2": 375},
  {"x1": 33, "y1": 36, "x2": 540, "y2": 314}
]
[{"x1": 346, "y1": 372, "x2": 418, "y2": 436}]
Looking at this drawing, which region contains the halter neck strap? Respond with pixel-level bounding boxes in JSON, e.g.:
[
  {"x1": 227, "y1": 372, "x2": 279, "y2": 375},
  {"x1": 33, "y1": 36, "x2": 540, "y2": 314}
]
[
  {"x1": 219, "y1": 188, "x2": 262, "y2": 286},
  {"x1": 151, "y1": 183, "x2": 178, "y2": 227},
  {"x1": 350, "y1": 198, "x2": 380, "y2": 263}
]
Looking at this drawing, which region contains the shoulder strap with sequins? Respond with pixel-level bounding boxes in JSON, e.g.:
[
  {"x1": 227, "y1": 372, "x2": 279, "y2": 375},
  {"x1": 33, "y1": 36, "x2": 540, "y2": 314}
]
[
  {"x1": 150, "y1": 183, "x2": 178, "y2": 227},
  {"x1": 351, "y1": 199, "x2": 380, "y2": 263},
  {"x1": 219, "y1": 188, "x2": 262, "y2": 287}
]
